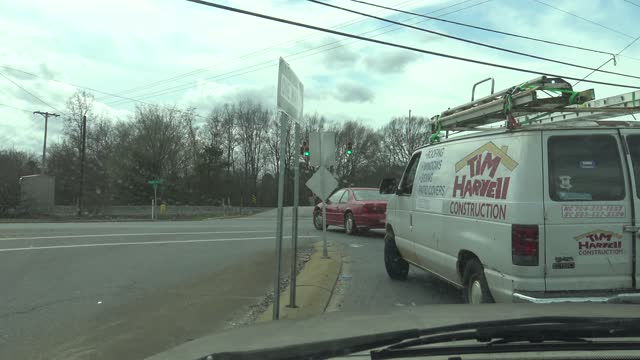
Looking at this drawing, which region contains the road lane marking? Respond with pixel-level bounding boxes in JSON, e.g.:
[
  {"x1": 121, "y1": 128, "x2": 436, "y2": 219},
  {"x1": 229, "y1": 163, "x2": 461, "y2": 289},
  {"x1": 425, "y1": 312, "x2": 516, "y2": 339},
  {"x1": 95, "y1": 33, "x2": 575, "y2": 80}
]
[
  {"x1": 0, "y1": 230, "x2": 274, "y2": 242},
  {"x1": 0, "y1": 236, "x2": 316, "y2": 252}
]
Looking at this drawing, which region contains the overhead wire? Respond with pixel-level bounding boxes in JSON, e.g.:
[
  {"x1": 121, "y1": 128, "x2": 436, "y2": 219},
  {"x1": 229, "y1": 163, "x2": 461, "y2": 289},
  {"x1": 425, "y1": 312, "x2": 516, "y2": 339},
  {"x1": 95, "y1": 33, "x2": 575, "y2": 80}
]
[
  {"x1": 308, "y1": 0, "x2": 640, "y2": 81},
  {"x1": 532, "y1": 0, "x2": 636, "y2": 40},
  {"x1": 574, "y1": 35, "x2": 640, "y2": 86},
  {"x1": 185, "y1": 0, "x2": 640, "y2": 89},
  {"x1": 350, "y1": 0, "x2": 615, "y2": 57},
  {"x1": 96, "y1": 0, "x2": 427, "y2": 101},
  {"x1": 624, "y1": 0, "x2": 640, "y2": 8},
  {"x1": 0, "y1": 103, "x2": 34, "y2": 113},
  {"x1": 0, "y1": 72, "x2": 63, "y2": 113},
  {"x1": 0, "y1": 65, "x2": 208, "y2": 119},
  {"x1": 107, "y1": 0, "x2": 488, "y2": 106}
]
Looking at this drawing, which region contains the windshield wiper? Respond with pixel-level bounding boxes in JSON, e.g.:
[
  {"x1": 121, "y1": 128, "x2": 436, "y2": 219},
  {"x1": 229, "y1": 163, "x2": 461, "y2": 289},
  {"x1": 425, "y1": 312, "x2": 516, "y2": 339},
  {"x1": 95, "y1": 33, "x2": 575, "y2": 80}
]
[
  {"x1": 372, "y1": 318, "x2": 640, "y2": 359},
  {"x1": 200, "y1": 316, "x2": 640, "y2": 360}
]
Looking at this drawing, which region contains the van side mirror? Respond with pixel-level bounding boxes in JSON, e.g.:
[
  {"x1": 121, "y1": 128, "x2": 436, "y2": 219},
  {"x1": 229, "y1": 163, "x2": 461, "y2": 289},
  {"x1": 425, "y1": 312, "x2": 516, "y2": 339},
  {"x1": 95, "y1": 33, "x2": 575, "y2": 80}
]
[{"x1": 379, "y1": 178, "x2": 398, "y2": 195}]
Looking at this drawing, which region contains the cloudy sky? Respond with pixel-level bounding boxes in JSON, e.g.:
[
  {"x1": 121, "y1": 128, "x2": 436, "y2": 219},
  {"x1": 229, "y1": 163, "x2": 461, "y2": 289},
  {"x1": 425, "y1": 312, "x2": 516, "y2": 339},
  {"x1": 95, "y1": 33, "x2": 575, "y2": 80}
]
[{"x1": 1, "y1": 0, "x2": 639, "y2": 153}]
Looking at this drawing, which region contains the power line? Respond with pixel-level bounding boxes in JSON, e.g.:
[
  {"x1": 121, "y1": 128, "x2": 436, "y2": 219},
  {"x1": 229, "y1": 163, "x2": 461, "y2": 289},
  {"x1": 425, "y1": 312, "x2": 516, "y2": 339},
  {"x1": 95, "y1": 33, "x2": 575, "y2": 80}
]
[
  {"x1": 351, "y1": 0, "x2": 616, "y2": 57},
  {"x1": 0, "y1": 72, "x2": 62, "y2": 113},
  {"x1": 107, "y1": 0, "x2": 480, "y2": 105},
  {"x1": 108, "y1": 0, "x2": 490, "y2": 106},
  {"x1": 0, "y1": 65, "x2": 173, "y2": 110},
  {"x1": 96, "y1": 0, "x2": 427, "y2": 101},
  {"x1": 186, "y1": 0, "x2": 640, "y2": 89},
  {"x1": 0, "y1": 65, "x2": 207, "y2": 118},
  {"x1": 575, "y1": 35, "x2": 640, "y2": 86},
  {"x1": 0, "y1": 103, "x2": 33, "y2": 113},
  {"x1": 309, "y1": 0, "x2": 640, "y2": 81},
  {"x1": 533, "y1": 0, "x2": 636, "y2": 40},
  {"x1": 625, "y1": 0, "x2": 640, "y2": 7}
]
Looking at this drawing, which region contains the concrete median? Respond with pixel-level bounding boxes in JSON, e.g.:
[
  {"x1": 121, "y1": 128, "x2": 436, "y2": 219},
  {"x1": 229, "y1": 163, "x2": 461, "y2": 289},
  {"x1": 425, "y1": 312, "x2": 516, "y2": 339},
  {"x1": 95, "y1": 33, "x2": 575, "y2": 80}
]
[{"x1": 258, "y1": 240, "x2": 342, "y2": 322}]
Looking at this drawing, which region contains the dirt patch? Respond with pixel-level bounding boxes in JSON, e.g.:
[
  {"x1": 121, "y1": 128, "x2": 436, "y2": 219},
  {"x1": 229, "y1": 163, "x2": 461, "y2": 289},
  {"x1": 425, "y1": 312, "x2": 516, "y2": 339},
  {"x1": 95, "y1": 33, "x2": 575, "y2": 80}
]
[{"x1": 229, "y1": 246, "x2": 314, "y2": 327}]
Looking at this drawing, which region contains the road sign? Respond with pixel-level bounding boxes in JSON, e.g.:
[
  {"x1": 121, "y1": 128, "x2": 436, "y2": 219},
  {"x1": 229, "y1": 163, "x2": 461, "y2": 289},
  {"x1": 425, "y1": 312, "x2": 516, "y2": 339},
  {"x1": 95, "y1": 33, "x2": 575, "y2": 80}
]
[
  {"x1": 147, "y1": 179, "x2": 163, "y2": 186},
  {"x1": 305, "y1": 167, "x2": 338, "y2": 201},
  {"x1": 277, "y1": 57, "x2": 304, "y2": 120},
  {"x1": 309, "y1": 131, "x2": 336, "y2": 167}
]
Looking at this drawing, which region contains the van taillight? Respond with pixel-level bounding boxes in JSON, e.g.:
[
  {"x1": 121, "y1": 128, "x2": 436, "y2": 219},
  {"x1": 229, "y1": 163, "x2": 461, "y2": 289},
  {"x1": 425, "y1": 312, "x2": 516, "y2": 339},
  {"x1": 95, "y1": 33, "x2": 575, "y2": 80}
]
[{"x1": 512, "y1": 224, "x2": 539, "y2": 266}]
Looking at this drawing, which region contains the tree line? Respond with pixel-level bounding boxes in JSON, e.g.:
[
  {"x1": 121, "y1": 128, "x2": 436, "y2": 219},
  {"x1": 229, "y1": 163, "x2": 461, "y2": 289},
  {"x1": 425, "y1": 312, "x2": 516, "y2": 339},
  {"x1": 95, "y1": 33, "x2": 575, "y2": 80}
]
[{"x1": 0, "y1": 90, "x2": 432, "y2": 215}]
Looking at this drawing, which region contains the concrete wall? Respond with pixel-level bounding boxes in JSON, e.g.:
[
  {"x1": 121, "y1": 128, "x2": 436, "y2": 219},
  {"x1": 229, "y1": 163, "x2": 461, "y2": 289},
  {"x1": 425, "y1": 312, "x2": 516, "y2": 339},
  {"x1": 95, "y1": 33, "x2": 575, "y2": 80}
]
[{"x1": 20, "y1": 175, "x2": 55, "y2": 215}]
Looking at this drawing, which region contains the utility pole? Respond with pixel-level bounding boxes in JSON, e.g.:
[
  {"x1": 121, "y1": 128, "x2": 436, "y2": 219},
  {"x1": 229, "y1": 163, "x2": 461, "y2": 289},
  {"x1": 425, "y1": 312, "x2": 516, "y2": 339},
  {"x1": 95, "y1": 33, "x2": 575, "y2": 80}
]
[
  {"x1": 33, "y1": 111, "x2": 60, "y2": 174},
  {"x1": 408, "y1": 109, "x2": 411, "y2": 121},
  {"x1": 77, "y1": 115, "x2": 87, "y2": 216}
]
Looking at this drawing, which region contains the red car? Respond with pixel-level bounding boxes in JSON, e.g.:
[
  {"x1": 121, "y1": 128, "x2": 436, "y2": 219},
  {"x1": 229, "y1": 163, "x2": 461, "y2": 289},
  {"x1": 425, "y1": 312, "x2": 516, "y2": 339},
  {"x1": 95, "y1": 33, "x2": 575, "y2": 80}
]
[{"x1": 313, "y1": 187, "x2": 388, "y2": 235}]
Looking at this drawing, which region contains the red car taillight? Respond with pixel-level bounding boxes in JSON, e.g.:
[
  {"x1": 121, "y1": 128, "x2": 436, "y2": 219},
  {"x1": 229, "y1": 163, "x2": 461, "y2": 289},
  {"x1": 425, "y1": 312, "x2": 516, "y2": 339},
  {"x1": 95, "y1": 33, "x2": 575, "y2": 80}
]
[
  {"x1": 512, "y1": 224, "x2": 539, "y2": 266},
  {"x1": 362, "y1": 203, "x2": 385, "y2": 213}
]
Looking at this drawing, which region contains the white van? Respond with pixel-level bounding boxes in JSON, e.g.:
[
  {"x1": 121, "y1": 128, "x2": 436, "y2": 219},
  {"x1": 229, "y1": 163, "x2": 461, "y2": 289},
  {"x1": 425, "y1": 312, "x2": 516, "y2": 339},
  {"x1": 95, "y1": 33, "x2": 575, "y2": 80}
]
[{"x1": 380, "y1": 122, "x2": 640, "y2": 304}]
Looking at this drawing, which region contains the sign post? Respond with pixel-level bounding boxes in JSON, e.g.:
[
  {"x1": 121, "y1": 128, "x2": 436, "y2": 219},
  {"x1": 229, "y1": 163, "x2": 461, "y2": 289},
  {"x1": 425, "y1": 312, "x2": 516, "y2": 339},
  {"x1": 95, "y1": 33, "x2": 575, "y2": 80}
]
[
  {"x1": 307, "y1": 131, "x2": 337, "y2": 257},
  {"x1": 147, "y1": 179, "x2": 163, "y2": 221},
  {"x1": 274, "y1": 57, "x2": 304, "y2": 320}
]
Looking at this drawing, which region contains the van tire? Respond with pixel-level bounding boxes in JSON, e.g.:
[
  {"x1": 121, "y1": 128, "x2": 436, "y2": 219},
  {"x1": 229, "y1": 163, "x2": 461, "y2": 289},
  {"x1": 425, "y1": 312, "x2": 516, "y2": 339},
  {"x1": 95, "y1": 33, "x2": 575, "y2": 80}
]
[
  {"x1": 384, "y1": 232, "x2": 409, "y2": 280},
  {"x1": 344, "y1": 212, "x2": 357, "y2": 235},
  {"x1": 462, "y1": 259, "x2": 494, "y2": 304}
]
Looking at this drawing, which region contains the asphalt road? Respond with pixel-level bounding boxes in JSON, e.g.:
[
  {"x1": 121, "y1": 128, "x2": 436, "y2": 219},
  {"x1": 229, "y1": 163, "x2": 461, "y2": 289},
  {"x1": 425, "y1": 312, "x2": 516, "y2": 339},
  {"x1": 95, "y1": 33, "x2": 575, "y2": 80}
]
[
  {"x1": 1, "y1": 209, "x2": 462, "y2": 360},
  {"x1": 0, "y1": 209, "x2": 317, "y2": 360},
  {"x1": 326, "y1": 228, "x2": 463, "y2": 313}
]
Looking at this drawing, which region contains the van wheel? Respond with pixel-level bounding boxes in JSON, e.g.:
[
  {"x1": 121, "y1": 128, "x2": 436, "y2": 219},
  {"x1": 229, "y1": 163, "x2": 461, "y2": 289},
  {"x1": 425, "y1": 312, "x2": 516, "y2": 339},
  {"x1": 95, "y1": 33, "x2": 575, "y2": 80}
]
[
  {"x1": 313, "y1": 210, "x2": 325, "y2": 230},
  {"x1": 344, "y1": 213, "x2": 357, "y2": 235},
  {"x1": 384, "y1": 231, "x2": 409, "y2": 280},
  {"x1": 462, "y1": 259, "x2": 494, "y2": 304}
]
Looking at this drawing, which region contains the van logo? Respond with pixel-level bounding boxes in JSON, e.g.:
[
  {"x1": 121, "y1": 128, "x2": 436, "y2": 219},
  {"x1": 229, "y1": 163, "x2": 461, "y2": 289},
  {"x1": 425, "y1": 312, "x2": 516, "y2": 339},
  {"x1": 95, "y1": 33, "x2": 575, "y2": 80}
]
[
  {"x1": 574, "y1": 230, "x2": 624, "y2": 256},
  {"x1": 574, "y1": 230, "x2": 623, "y2": 242},
  {"x1": 452, "y1": 142, "x2": 519, "y2": 200}
]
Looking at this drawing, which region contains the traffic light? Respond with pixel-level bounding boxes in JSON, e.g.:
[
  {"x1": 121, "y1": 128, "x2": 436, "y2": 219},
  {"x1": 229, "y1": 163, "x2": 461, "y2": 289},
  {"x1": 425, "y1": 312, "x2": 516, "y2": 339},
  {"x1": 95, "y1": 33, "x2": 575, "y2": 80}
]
[
  {"x1": 301, "y1": 141, "x2": 310, "y2": 157},
  {"x1": 346, "y1": 142, "x2": 353, "y2": 155}
]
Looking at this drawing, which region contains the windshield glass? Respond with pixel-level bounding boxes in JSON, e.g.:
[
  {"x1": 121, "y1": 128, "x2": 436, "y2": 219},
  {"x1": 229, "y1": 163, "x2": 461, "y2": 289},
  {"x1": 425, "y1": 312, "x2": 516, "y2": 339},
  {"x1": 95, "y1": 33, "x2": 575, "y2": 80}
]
[
  {"x1": 353, "y1": 189, "x2": 387, "y2": 201},
  {"x1": 1, "y1": 1, "x2": 639, "y2": 359}
]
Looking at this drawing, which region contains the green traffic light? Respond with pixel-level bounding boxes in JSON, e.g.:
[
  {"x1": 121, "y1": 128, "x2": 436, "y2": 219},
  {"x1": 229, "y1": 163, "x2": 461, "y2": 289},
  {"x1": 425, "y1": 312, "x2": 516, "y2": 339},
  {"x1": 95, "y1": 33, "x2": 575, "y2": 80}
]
[
  {"x1": 347, "y1": 149, "x2": 352, "y2": 155},
  {"x1": 304, "y1": 151, "x2": 310, "y2": 157}
]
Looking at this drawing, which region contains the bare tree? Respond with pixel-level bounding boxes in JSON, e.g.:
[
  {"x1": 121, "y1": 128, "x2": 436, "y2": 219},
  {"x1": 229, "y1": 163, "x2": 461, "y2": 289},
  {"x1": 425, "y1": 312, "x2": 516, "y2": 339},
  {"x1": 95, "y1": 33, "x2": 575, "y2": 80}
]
[
  {"x1": 381, "y1": 115, "x2": 430, "y2": 166},
  {"x1": 63, "y1": 90, "x2": 95, "y2": 156}
]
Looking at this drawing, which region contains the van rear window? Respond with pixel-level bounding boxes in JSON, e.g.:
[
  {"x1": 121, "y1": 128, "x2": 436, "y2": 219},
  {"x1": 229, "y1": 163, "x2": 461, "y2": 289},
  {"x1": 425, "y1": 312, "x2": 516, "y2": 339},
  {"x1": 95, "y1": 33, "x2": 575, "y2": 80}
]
[
  {"x1": 548, "y1": 135, "x2": 625, "y2": 201},
  {"x1": 625, "y1": 135, "x2": 640, "y2": 198}
]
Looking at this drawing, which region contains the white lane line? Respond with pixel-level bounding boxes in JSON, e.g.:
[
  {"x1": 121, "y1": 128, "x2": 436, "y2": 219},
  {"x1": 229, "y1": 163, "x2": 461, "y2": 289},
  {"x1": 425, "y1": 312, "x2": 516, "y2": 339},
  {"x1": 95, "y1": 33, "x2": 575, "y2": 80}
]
[
  {"x1": 0, "y1": 230, "x2": 273, "y2": 242},
  {"x1": 0, "y1": 235, "x2": 316, "y2": 252}
]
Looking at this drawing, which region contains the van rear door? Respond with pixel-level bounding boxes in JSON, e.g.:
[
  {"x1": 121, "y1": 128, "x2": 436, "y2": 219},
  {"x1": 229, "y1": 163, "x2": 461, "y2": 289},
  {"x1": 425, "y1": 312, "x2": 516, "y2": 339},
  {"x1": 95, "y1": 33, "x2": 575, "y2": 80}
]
[
  {"x1": 618, "y1": 129, "x2": 640, "y2": 289},
  {"x1": 543, "y1": 130, "x2": 634, "y2": 291}
]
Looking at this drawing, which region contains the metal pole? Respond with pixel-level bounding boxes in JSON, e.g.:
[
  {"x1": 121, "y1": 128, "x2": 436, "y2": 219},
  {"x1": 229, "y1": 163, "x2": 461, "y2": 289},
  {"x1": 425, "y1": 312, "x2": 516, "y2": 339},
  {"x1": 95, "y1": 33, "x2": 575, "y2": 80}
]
[
  {"x1": 78, "y1": 115, "x2": 87, "y2": 217},
  {"x1": 273, "y1": 112, "x2": 288, "y2": 320},
  {"x1": 288, "y1": 122, "x2": 300, "y2": 308},
  {"x1": 153, "y1": 185, "x2": 157, "y2": 221},
  {"x1": 151, "y1": 199, "x2": 155, "y2": 220},
  {"x1": 320, "y1": 132, "x2": 329, "y2": 258}
]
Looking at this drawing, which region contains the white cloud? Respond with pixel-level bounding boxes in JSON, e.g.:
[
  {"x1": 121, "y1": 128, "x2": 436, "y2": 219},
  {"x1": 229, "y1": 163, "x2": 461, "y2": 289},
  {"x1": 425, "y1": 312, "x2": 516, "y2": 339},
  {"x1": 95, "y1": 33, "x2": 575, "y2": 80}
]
[{"x1": 1, "y1": 0, "x2": 639, "y2": 153}]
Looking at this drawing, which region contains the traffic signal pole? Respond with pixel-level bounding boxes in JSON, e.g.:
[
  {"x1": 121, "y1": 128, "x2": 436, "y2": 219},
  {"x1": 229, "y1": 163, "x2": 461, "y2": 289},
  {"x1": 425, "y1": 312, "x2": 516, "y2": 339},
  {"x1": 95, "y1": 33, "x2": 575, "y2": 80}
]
[{"x1": 288, "y1": 122, "x2": 301, "y2": 308}]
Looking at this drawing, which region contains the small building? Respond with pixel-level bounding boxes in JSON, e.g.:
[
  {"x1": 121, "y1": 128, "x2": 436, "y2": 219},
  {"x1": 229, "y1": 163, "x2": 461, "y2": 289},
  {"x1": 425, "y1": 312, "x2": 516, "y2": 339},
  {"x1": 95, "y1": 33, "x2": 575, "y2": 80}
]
[{"x1": 20, "y1": 174, "x2": 55, "y2": 215}]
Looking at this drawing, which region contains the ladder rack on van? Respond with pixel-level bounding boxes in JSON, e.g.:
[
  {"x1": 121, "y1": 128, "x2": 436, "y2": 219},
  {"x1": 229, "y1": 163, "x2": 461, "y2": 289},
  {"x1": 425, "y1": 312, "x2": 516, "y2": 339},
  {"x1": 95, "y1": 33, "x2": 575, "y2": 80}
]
[{"x1": 428, "y1": 76, "x2": 640, "y2": 137}]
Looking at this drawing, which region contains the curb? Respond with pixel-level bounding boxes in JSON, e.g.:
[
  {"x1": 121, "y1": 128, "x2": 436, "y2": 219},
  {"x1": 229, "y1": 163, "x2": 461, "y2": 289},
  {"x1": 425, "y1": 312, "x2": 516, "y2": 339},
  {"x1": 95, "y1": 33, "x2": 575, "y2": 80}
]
[{"x1": 258, "y1": 240, "x2": 343, "y2": 322}]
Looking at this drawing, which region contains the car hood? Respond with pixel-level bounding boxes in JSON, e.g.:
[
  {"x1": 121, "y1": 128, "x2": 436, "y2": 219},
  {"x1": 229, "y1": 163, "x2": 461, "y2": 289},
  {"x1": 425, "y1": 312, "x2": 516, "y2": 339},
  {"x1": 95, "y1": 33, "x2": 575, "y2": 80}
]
[{"x1": 145, "y1": 303, "x2": 640, "y2": 360}]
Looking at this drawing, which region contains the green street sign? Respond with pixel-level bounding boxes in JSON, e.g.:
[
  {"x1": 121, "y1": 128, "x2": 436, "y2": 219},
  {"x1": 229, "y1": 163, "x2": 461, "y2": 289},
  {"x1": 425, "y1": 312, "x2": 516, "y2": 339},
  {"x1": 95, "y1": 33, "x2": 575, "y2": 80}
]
[{"x1": 147, "y1": 179, "x2": 163, "y2": 185}]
